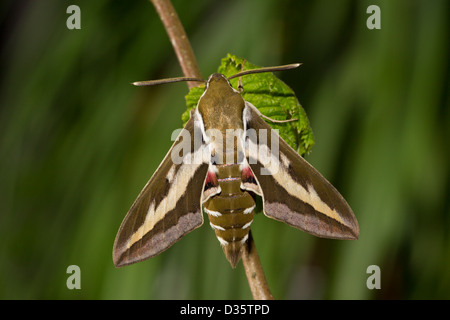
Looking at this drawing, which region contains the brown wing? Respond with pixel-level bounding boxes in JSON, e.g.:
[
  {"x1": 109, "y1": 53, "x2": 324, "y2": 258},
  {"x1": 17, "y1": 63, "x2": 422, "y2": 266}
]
[
  {"x1": 244, "y1": 102, "x2": 359, "y2": 240},
  {"x1": 113, "y1": 116, "x2": 209, "y2": 267}
]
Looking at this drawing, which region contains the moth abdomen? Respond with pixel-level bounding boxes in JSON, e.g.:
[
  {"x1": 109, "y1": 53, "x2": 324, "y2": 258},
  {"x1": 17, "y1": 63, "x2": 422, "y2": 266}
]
[{"x1": 203, "y1": 164, "x2": 255, "y2": 267}]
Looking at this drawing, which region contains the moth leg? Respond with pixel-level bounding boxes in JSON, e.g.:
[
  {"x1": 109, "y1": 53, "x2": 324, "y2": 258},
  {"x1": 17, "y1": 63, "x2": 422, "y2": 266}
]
[{"x1": 237, "y1": 59, "x2": 247, "y2": 93}]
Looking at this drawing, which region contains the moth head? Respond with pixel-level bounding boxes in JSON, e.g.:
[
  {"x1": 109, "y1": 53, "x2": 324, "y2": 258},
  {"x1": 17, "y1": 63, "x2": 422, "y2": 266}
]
[
  {"x1": 206, "y1": 73, "x2": 232, "y2": 89},
  {"x1": 204, "y1": 73, "x2": 235, "y2": 93}
]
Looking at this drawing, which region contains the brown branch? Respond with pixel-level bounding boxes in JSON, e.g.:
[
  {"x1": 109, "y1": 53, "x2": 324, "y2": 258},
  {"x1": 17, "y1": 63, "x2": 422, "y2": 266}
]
[
  {"x1": 149, "y1": 0, "x2": 273, "y2": 300},
  {"x1": 242, "y1": 231, "x2": 274, "y2": 300},
  {"x1": 150, "y1": 0, "x2": 203, "y2": 89}
]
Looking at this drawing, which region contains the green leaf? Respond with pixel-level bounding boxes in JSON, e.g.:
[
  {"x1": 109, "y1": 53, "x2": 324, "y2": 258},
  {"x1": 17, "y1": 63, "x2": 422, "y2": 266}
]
[
  {"x1": 183, "y1": 53, "x2": 314, "y2": 155},
  {"x1": 182, "y1": 85, "x2": 205, "y2": 123}
]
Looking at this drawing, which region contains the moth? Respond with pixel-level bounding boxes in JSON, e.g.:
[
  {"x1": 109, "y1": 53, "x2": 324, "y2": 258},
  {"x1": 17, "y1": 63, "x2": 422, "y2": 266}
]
[{"x1": 113, "y1": 64, "x2": 359, "y2": 268}]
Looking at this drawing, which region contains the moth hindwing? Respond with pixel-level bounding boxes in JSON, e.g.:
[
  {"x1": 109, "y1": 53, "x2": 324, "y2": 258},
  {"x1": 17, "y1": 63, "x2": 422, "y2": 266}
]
[{"x1": 114, "y1": 62, "x2": 359, "y2": 268}]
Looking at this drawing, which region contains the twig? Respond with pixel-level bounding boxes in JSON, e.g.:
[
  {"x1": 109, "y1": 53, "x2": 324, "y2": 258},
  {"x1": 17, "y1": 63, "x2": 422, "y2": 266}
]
[
  {"x1": 150, "y1": 0, "x2": 203, "y2": 89},
  {"x1": 242, "y1": 231, "x2": 274, "y2": 300},
  {"x1": 149, "y1": 0, "x2": 273, "y2": 300}
]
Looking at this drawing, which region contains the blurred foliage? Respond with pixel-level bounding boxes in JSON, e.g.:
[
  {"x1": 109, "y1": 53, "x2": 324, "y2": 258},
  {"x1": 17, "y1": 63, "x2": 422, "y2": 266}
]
[{"x1": 0, "y1": 0, "x2": 448, "y2": 299}]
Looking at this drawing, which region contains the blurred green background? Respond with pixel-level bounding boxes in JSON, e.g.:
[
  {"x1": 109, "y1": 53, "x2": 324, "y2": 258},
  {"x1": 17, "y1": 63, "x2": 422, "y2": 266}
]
[{"x1": 0, "y1": 0, "x2": 448, "y2": 299}]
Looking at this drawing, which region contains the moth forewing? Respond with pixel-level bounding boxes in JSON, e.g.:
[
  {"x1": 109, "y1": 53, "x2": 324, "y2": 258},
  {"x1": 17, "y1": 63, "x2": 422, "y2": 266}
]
[
  {"x1": 243, "y1": 102, "x2": 359, "y2": 240},
  {"x1": 113, "y1": 115, "x2": 209, "y2": 267}
]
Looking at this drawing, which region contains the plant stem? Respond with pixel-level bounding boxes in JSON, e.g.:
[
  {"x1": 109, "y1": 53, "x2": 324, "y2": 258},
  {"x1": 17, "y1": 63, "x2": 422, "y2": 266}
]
[
  {"x1": 149, "y1": 0, "x2": 273, "y2": 300},
  {"x1": 150, "y1": 0, "x2": 203, "y2": 89},
  {"x1": 242, "y1": 231, "x2": 274, "y2": 300}
]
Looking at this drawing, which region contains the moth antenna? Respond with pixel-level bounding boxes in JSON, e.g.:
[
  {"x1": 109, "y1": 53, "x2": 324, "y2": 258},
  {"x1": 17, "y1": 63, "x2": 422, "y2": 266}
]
[
  {"x1": 228, "y1": 63, "x2": 302, "y2": 80},
  {"x1": 132, "y1": 77, "x2": 206, "y2": 87}
]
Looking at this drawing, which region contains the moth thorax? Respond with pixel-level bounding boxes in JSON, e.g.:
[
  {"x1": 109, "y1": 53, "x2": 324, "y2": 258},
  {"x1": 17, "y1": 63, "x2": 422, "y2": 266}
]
[{"x1": 208, "y1": 130, "x2": 245, "y2": 165}]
